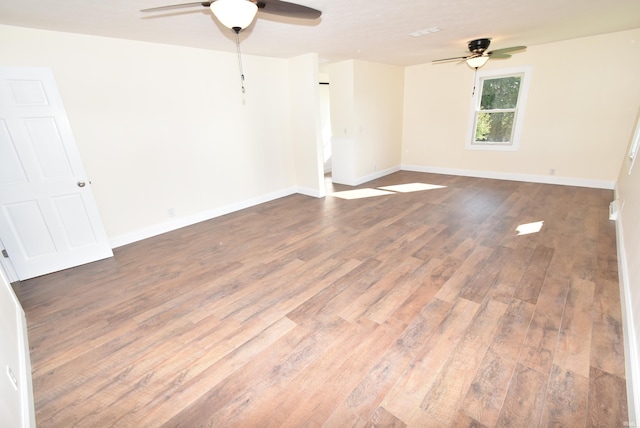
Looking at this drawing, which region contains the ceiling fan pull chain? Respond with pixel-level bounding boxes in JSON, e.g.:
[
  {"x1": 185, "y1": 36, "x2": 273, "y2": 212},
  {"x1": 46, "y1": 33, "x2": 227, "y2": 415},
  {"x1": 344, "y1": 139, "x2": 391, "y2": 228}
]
[
  {"x1": 234, "y1": 31, "x2": 246, "y2": 93},
  {"x1": 472, "y1": 67, "x2": 478, "y2": 96}
]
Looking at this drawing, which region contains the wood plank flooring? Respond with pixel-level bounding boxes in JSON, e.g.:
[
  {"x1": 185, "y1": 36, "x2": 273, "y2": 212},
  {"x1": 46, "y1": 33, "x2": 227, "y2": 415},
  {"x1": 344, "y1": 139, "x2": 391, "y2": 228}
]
[{"x1": 12, "y1": 171, "x2": 628, "y2": 427}]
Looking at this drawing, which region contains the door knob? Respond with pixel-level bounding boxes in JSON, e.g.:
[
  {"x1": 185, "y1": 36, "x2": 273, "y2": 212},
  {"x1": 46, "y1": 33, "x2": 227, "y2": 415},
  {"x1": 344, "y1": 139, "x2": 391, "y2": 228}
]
[{"x1": 77, "y1": 181, "x2": 86, "y2": 188}]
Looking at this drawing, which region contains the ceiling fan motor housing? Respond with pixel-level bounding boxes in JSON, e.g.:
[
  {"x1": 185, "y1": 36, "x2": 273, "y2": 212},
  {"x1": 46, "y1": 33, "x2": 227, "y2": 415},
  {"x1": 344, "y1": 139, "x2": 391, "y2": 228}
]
[{"x1": 468, "y1": 38, "x2": 491, "y2": 54}]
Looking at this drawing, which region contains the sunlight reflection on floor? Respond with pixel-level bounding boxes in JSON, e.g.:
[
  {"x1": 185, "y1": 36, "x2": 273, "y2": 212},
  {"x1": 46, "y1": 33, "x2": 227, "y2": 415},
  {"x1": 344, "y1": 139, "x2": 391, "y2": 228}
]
[
  {"x1": 378, "y1": 183, "x2": 446, "y2": 193},
  {"x1": 329, "y1": 183, "x2": 447, "y2": 200},
  {"x1": 516, "y1": 220, "x2": 544, "y2": 235}
]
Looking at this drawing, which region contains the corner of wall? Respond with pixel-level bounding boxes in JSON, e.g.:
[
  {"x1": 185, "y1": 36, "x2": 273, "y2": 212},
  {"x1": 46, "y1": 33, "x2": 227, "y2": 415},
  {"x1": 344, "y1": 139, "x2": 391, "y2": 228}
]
[{"x1": 614, "y1": 189, "x2": 640, "y2": 426}]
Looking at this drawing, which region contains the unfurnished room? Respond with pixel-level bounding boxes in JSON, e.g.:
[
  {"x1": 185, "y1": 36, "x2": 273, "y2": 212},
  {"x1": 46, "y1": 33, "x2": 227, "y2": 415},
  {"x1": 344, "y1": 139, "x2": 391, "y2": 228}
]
[{"x1": 1, "y1": 0, "x2": 640, "y2": 426}]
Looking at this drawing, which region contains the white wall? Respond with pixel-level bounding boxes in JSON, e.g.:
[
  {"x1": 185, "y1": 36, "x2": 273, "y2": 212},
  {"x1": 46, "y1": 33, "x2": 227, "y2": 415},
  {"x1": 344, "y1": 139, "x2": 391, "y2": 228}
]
[
  {"x1": 328, "y1": 60, "x2": 404, "y2": 185},
  {"x1": 616, "y1": 105, "x2": 640, "y2": 424},
  {"x1": 0, "y1": 268, "x2": 34, "y2": 427},
  {"x1": 288, "y1": 53, "x2": 325, "y2": 197},
  {"x1": 0, "y1": 25, "x2": 304, "y2": 246},
  {"x1": 318, "y1": 75, "x2": 332, "y2": 173},
  {"x1": 402, "y1": 29, "x2": 640, "y2": 189},
  {"x1": 327, "y1": 60, "x2": 356, "y2": 184}
]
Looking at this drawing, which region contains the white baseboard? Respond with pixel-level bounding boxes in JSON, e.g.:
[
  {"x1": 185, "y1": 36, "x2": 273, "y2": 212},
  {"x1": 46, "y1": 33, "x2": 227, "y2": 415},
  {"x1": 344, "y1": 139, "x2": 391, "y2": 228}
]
[
  {"x1": 110, "y1": 165, "x2": 614, "y2": 250},
  {"x1": 110, "y1": 187, "x2": 298, "y2": 248},
  {"x1": 401, "y1": 164, "x2": 615, "y2": 190},
  {"x1": 296, "y1": 186, "x2": 324, "y2": 198},
  {"x1": 109, "y1": 166, "x2": 403, "y2": 249},
  {"x1": 332, "y1": 165, "x2": 401, "y2": 187}
]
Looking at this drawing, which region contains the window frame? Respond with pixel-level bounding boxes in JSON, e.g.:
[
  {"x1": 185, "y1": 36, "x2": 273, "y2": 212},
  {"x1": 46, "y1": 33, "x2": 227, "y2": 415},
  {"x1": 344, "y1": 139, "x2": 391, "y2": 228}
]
[{"x1": 465, "y1": 65, "x2": 533, "y2": 151}]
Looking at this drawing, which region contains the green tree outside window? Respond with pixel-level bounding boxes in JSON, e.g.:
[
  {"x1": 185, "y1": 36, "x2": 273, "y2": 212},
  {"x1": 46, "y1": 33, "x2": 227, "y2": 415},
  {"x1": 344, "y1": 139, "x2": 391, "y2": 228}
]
[{"x1": 474, "y1": 75, "x2": 522, "y2": 144}]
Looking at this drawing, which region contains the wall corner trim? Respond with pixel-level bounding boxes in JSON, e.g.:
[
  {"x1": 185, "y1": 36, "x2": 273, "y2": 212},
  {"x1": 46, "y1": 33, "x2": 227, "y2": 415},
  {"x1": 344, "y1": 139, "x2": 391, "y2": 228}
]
[{"x1": 614, "y1": 209, "x2": 640, "y2": 425}]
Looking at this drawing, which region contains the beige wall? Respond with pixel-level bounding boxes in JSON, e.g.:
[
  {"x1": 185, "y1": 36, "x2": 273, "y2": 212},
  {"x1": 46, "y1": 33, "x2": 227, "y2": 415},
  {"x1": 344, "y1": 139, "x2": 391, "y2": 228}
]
[
  {"x1": 0, "y1": 25, "x2": 324, "y2": 245},
  {"x1": 327, "y1": 60, "x2": 355, "y2": 139},
  {"x1": 288, "y1": 53, "x2": 325, "y2": 197},
  {"x1": 328, "y1": 60, "x2": 404, "y2": 184},
  {"x1": 402, "y1": 29, "x2": 640, "y2": 188},
  {"x1": 353, "y1": 60, "x2": 405, "y2": 177}
]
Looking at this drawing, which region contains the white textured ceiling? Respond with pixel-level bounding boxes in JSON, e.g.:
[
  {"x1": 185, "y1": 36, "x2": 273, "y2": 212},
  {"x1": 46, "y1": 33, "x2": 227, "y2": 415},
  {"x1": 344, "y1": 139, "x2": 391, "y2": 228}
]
[{"x1": 1, "y1": 0, "x2": 639, "y2": 66}]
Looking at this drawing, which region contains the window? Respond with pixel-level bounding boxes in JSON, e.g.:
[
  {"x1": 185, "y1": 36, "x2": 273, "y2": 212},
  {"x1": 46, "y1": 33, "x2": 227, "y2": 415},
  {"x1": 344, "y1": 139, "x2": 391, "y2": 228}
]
[{"x1": 466, "y1": 66, "x2": 532, "y2": 151}]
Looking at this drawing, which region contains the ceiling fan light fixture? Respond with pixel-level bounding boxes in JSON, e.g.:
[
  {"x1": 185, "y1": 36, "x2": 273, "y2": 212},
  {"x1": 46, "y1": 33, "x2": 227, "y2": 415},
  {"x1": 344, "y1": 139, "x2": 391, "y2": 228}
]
[
  {"x1": 210, "y1": 0, "x2": 258, "y2": 32},
  {"x1": 466, "y1": 55, "x2": 489, "y2": 69}
]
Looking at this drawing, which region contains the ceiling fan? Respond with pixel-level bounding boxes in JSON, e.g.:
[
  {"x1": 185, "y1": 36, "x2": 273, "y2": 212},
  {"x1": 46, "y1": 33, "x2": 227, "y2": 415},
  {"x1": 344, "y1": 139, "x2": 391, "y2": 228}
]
[
  {"x1": 141, "y1": 0, "x2": 322, "y2": 33},
  {"x1": 141, "y1": 0, "x2": 321, "y2": 92},
  {"x1": 433, "y1": 38, "x2": 526, "y2": 69}
]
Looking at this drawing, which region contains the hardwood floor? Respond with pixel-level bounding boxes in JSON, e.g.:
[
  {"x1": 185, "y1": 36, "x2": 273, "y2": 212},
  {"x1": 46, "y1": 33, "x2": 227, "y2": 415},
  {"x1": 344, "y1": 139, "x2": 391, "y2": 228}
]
[{"x1": 12, "y1": 171, "x2": 628, "y2": 427}]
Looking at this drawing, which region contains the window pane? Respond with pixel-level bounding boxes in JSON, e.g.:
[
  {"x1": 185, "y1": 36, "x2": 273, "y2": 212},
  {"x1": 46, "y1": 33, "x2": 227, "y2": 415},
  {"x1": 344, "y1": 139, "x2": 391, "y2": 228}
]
[
  {"x1": 480, "y1": 76, "x2": 521, "y2": 110},
  {"x1": 474, "y1": 112, "x2": 515, "y2": 143}
]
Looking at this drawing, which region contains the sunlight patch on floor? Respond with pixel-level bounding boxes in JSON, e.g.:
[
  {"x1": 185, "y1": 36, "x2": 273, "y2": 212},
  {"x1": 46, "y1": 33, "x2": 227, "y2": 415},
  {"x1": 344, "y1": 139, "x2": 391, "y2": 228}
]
[
  {"x1": 330, "y1": 183, "x2": 446, "y2": 200},
  {"x1": 516, "y1": 221, "x2": 544, "y2": 235},
  {"x1": 378, "y1": 183, "x2": 446, "y2": 193}
]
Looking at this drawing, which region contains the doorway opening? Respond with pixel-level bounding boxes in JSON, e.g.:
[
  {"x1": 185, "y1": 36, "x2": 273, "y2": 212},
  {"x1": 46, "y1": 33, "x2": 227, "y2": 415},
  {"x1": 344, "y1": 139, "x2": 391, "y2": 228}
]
[{"x1": 319, "y1": 81, "x2": 332, "y2": 175}]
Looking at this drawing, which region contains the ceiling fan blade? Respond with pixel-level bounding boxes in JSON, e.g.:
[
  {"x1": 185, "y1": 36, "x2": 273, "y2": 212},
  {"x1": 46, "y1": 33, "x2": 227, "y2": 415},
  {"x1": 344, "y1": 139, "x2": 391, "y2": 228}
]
[
  {"x1": 432, "y1": 56, "x2": 468, "y2": 64},
  {"x1": 142, "y1": 0, "x2": 321, "y2": 19},
  {"x1": 141, "y1": 1, "x2": 211, "y2": 12},
  {"x1": 487, "y1": 46, "x2": 526, "y2": 55},
  {"x1": 489, "y1": 53, "x2": 512, "y2": 59},
  {"x1": 256, "y1": 0, "x2": 321, "y2": 19}
]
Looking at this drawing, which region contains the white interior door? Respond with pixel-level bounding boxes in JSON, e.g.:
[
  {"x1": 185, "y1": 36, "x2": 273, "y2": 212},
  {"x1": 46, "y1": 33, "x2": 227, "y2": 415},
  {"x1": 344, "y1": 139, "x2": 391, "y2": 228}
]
[{"x1": 0, "y1": 67, "x2": 112, "y2": 280}]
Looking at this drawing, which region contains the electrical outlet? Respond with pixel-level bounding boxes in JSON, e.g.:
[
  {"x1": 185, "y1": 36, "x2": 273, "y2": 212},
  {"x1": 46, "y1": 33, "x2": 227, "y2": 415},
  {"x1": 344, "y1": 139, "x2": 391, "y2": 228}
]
[
  {"x1": 168, "y1": 208, "x2": 176, "y2": 217},
  {"x1": 549, "y1": 168, "x2": 556, "y2": 176}
]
